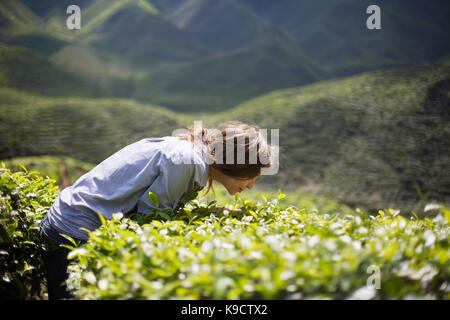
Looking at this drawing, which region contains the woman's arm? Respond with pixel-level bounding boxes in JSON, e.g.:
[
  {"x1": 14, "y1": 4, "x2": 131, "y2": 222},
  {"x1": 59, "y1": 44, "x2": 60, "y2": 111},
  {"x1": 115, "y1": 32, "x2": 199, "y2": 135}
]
[{"x1": 136, "y1": 157, "x2": 206, "y2": 214}]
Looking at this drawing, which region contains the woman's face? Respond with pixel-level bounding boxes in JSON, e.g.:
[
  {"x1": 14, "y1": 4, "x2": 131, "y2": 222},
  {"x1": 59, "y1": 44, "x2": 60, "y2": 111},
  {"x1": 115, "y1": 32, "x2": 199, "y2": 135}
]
[{"x1": 222, "y1": 174, "x2": 260, "y2": 196}]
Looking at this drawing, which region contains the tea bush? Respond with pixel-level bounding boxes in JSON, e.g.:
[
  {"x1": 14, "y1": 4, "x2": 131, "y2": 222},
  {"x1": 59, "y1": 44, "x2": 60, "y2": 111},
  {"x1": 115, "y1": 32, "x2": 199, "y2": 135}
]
[
  {"x1": 0, "y1": 163, "x2": 59, "y2": 299},
  {"x1": 65, "y1": 191, "x2": 450, "y2": 300},
  {"x1": 1, "y1": 164, "x2": 448, "y2": 300}
]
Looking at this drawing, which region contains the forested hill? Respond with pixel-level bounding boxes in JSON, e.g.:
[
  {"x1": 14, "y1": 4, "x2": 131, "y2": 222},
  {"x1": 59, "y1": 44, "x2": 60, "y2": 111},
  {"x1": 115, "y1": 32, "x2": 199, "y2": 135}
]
[{"x1": 1, "y1": 0, "x2": 449, "y2": 111}]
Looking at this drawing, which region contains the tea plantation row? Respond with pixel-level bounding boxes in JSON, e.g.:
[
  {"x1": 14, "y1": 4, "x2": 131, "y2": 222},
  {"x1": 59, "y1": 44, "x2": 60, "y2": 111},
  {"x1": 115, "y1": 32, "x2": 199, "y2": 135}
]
[{"x1": 0, "y1": 164, "x2": 449, "y2": 299}]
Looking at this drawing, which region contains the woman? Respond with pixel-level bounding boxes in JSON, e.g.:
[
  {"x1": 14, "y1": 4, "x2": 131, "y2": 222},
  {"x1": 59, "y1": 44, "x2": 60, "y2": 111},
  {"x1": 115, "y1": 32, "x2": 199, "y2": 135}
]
[{"x1": 40, "y1": 120, "x2": 274, "y2": 299}]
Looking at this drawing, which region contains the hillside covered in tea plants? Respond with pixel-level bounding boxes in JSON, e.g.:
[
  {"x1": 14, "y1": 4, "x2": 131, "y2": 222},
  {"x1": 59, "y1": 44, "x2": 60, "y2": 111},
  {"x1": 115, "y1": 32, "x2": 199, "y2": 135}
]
[
  {"x1": 1, "y1": 56, "x2": 449, "y2": 212},
  {"x1": 204, "y1": 56, "x2": 450, "y2": 211}
]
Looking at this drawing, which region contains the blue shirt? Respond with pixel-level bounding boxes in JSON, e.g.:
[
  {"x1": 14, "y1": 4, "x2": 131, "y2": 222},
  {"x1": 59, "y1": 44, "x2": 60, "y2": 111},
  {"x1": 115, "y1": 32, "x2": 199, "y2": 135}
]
[{"x1": 47, "y1": 136, "x2": 210, "y2": 241}]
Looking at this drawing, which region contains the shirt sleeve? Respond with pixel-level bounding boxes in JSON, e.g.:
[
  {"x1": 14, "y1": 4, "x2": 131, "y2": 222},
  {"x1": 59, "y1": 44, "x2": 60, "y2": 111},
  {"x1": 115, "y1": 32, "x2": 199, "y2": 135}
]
[
  {"x1": 136, "y1": 156, "x2": 204, "y2": 214},
  {"x1": 65, "y1": 140, "x2": 163, "y2": 219}
]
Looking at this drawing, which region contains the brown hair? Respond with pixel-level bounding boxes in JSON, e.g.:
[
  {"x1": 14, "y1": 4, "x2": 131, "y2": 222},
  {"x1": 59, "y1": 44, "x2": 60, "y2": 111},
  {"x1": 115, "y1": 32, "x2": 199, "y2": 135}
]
[{"x1": 176, "y1": 120, "x2": 272, "y2": 197}]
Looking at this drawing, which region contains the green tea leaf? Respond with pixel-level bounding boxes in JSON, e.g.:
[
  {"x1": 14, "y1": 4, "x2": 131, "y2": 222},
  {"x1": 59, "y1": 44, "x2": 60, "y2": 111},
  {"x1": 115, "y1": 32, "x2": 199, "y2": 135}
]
[{"x1": 148, "y1": 191, "x2": 159, "y2": 208}]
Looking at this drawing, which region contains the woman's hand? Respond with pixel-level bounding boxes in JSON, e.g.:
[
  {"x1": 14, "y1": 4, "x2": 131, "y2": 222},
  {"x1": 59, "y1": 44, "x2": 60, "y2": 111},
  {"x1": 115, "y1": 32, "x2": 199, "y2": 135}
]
[{"x1": 213, "y1": 206, "x2": 243, "y2": 216}]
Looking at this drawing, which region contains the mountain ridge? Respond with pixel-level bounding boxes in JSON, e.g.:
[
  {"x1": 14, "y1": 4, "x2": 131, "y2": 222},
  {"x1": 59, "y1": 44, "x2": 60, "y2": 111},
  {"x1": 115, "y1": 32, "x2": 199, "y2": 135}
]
[{"x1": 2, "y1": 0, "x2": 448, "y2": 111}]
